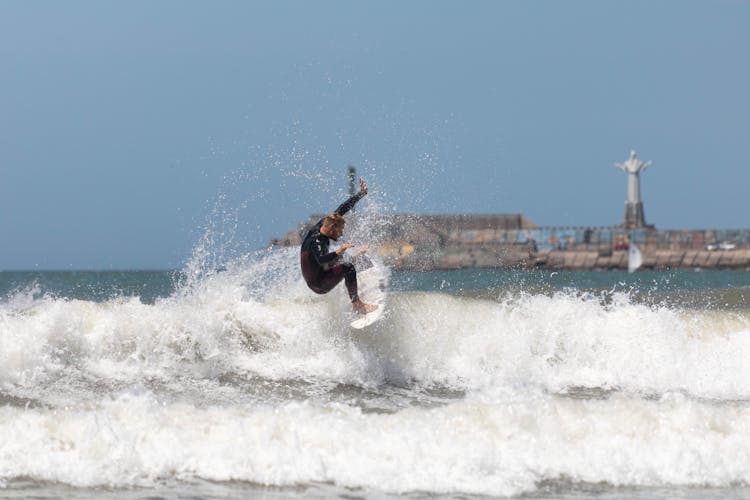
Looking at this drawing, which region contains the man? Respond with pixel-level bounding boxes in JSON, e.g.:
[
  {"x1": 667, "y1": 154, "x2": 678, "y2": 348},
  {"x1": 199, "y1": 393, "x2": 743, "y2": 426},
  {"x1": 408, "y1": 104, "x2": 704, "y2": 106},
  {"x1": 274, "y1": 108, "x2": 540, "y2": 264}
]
[{"x1": 300, "y1": 178, "x2": 377, "y2": 314}]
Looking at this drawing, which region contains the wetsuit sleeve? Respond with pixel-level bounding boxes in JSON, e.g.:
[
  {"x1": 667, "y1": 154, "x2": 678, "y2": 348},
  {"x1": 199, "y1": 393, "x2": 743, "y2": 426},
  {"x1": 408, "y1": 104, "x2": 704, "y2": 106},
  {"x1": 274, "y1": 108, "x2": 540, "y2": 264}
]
[
  {"x1": 311, "y1": 237, "x2": 339, "y2": 266},
  {"x1": 333, "y1": 192, "x2": 364, "y2": 216}
]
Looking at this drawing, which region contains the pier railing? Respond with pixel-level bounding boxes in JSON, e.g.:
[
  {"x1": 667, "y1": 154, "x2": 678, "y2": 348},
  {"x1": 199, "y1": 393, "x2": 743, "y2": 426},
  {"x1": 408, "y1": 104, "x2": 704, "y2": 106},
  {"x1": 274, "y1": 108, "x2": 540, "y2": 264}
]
[{"x1": 515, "y1": 227, "x2": 750, "y2": 252}]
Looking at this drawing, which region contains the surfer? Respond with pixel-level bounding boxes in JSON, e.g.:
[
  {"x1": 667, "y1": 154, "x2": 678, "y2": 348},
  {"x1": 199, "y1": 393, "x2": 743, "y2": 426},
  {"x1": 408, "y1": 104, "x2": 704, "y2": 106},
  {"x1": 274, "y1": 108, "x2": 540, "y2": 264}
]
[{"x1": 300, "y1": 178, "x2": 378, "y2": 314}]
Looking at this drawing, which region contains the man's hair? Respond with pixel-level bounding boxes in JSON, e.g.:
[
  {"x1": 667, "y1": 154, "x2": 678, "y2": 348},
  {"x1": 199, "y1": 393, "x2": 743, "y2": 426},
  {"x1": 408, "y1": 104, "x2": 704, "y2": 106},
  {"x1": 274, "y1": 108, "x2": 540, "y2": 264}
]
[{"x1": 323, "y1": 213, "x2": 346, "y2": 228}]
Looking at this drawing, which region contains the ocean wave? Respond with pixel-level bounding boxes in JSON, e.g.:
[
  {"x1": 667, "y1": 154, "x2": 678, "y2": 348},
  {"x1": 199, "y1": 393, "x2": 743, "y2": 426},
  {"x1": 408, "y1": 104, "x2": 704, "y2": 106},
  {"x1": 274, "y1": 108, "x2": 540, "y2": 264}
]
[
  {"x1": 2, "y1": 250, "x2": 750, "y2": 403},
  {"x1": 4, "y1": 251, "x2": 750, "y2": 495},
  {"x1": 1, "y1": 391, "x2": 750, "y2": 496}
]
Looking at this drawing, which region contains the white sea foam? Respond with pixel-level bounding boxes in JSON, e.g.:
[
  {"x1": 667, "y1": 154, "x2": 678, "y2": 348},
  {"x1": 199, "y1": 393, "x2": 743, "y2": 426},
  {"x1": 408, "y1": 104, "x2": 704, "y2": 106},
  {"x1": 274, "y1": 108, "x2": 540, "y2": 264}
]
[
  {"x1": 3, "y1": 251, "x2": 750, "y2": 495},
  {"x1": 2, "y1": 391, "x2": 750, "y2": 496},
  {"x1": 381, "y1": 291, "x2": 750, "y2": 400},
  {"x1": 3, "y1": 285, "x2": 750, "y2": 397},
  {"x1": 3, "y1": 252, "x2": 750, "y2": 400}
]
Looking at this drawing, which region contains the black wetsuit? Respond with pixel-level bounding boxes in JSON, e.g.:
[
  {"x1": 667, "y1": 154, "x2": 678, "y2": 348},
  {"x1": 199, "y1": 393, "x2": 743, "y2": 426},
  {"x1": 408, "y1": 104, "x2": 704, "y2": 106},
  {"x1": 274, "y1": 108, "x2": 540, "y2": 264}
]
[{"x1": 300, "y1": 192, "x2": 364, "y2": 302}]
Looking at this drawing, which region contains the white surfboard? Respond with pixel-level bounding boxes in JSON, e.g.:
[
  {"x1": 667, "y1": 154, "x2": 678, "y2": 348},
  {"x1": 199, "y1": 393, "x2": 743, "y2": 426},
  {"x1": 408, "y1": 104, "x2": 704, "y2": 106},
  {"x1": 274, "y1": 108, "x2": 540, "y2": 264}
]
[{"x1": 350, "y1": 257, "x2": 388, "y2": 329}]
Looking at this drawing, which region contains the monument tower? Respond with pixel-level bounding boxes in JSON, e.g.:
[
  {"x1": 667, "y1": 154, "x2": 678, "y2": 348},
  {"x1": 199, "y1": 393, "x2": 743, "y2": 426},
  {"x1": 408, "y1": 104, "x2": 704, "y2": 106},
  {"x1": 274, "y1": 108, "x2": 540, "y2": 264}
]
[{"x1": 616, "y1": 150, "x2": 652, "y2": 229}]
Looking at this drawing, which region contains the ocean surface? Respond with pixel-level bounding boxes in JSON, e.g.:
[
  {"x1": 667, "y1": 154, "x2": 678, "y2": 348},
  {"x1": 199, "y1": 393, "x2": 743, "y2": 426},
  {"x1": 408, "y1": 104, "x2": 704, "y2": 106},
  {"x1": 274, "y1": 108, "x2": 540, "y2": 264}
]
[{"x1": 3, "y1": 250, "x2": 750, "y2": 499}]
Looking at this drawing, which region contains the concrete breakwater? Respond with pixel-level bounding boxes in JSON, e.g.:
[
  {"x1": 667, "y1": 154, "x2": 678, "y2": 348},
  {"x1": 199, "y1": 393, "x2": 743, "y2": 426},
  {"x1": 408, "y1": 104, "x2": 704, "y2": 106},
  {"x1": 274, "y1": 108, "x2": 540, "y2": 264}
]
[
  {"x1": 273, "y1": 214, "x2": 750, "y2": 271},
  {"x1": 535, "y1": 248, "x2": 750, "y2": 271}
]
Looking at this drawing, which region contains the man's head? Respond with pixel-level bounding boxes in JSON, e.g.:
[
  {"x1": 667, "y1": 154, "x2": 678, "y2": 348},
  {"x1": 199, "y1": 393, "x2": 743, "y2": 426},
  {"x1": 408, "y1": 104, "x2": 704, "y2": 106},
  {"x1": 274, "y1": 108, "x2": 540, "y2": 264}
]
[{"x1": 320, "y1": 213, "x2": 345, "y2": 240}]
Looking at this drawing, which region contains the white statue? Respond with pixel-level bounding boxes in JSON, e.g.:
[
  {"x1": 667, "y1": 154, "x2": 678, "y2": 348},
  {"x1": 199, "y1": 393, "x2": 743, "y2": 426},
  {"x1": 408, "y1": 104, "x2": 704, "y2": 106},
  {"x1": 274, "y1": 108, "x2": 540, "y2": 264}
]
[{"x1": 616, "y1": 150, "x2": 652, "y2": 228}]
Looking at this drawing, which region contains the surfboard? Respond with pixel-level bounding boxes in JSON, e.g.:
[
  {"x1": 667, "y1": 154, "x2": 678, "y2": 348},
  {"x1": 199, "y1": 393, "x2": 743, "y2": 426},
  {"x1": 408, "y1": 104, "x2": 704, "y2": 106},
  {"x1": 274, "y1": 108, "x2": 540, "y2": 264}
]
[{"x1": 350, "y1": 256, "x2": 388, "y2": 329}]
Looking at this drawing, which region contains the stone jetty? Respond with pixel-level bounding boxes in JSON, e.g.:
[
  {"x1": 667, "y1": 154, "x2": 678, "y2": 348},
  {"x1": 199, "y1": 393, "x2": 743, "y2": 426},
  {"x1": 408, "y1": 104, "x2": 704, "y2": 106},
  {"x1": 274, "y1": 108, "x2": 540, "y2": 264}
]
[
  {"x1": 273, "y1": 214, "x2": 750, "y2": 271},
  {"x1": 535, "y1": 248, "x2": 750, "y2": 271}
]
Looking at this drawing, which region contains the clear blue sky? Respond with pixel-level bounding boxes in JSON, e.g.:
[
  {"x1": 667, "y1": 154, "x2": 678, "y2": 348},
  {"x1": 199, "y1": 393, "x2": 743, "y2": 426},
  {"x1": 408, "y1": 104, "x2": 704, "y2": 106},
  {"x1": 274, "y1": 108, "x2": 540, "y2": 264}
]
[{"x1": 2, "y1": 1, "x2": 748, "y2": 270}]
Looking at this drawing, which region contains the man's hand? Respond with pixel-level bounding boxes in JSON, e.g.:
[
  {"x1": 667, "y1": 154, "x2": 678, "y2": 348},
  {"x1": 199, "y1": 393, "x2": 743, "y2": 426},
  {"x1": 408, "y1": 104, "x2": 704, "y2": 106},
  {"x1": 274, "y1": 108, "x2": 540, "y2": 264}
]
[
  {"x1": 336, "y1": 242, "x2": 355, "y2": 255},
  {"x1": 359, "y1": 178, "x2": 368, "y2": 196},
  {"x1": 353, "y1": 245, "x2": 368, "y2": 257}
]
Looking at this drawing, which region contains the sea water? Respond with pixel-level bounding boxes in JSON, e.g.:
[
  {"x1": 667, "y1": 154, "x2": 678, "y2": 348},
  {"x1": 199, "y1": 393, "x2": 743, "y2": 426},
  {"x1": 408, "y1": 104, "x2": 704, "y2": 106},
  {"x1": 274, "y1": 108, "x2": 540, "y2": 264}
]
[{"x1": 2, "y1": 253, "x2": 750, "y2": 499}]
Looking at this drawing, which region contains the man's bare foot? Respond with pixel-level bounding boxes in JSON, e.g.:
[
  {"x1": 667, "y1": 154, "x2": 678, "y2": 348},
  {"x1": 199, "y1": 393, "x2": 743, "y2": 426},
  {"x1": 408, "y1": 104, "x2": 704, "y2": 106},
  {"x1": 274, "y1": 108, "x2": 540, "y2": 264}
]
[{"x1": 352, "y1": 300, "x2": 378, "y2": 314}]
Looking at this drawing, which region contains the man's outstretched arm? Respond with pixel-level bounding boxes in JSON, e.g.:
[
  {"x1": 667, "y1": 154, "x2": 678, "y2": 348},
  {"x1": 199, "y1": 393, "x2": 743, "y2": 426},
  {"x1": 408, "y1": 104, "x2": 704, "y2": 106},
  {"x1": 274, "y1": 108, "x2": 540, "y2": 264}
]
[{"x1": 333, "y1": 178, "x2": 369, "y2": 216}]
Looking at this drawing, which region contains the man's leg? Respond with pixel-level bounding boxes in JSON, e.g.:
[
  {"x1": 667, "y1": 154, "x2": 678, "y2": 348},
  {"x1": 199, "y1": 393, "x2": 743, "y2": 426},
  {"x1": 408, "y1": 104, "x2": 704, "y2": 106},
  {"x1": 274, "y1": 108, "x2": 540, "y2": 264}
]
[
  {"x1": 315, "y1": 264, "x2": 376, "y2": 313},
  {"x1": 311, "y1": 265, "x2": 346, "y2": 294},
  {"x1": 341, "y1": 263, "x2": 361, "y2": 302},
  {"x1": 339, "y1": 263, "x2": 377, "y2": 314},
  {"x1": 315, "y1": 263, "x2": 357, "y2": 300}
]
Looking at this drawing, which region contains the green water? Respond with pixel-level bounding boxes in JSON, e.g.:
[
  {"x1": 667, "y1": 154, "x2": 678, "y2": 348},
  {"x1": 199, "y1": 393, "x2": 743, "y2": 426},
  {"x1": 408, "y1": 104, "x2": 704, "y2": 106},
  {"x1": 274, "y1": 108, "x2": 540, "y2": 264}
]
[{"x1": 2, "y1": 268, "x2": 750, "y2": 309}]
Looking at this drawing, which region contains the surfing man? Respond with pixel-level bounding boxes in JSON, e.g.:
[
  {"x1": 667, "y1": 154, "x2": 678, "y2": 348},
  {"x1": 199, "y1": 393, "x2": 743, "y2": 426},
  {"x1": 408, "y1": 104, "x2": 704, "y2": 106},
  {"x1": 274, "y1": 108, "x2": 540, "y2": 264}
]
[{"x1": 300, "y1": 178, "x2": 378, "y2": 314}]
